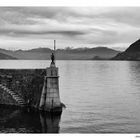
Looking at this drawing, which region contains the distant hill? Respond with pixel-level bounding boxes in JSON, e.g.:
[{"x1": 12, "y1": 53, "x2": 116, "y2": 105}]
[
  {"x1": 0, "y1": 47, "x2": 120, "y2": 60},
  {"x1": 113, "y1": 39, "x2": 140, "y2": 60},
  {"x1": 24, "y1": 48, "x2": 52, "y2": 53},
  {"x1": 0, "y1": 52, "x2": 17, "y2": 59},
  {"x1": 55, "y1": 47, "x2": 120, "y2": 60}
]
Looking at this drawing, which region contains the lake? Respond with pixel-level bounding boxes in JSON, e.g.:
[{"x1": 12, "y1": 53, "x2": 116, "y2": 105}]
[{"x1": 0, "y1": 60, "x2": 140, "y2": 133}]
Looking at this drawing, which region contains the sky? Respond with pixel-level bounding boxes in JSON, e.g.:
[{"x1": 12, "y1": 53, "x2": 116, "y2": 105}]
[{"x1": 0, "y1": 7, "x2": 140, "y2": 50}]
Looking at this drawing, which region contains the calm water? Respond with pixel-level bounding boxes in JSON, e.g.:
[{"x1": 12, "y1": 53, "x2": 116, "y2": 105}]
[{"x1": 0, "y1": 60, "x2": 140, "y2": 133}]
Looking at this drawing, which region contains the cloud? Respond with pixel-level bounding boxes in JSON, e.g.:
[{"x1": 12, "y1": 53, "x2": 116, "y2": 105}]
[{"x1": 0, "y1": 7, "x2": 139, "y2": 49}]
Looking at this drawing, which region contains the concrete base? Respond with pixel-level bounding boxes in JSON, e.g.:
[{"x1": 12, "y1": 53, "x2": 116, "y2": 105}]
[
  {"x1": 39, "y1": 107, "x2": 62, "y2": 115},
  {"x1": 39, "y1": 102, "x2": 65, "y2": 114}
]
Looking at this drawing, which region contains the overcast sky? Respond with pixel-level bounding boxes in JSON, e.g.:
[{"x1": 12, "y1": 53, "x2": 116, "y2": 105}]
[{"x1": 0, "y1": 7, "x2": 140, "y2": 50}]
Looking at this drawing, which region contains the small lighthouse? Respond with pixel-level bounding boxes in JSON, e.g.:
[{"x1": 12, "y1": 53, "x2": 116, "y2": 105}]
[{"x1": 39, "y1": 40, "x2": 62, "y2": 112}]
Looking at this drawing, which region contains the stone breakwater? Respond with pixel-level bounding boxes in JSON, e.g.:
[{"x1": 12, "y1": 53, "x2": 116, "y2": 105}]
[{"x1": 0, "y1": 69, "x2": 46, "y2": 108}]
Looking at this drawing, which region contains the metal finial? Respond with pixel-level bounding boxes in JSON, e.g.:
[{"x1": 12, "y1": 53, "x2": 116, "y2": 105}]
[
  {"x1": 54, "y1": 40, "x2": 56, "y2": 63},
  {"x1": 54, "y1": 40, "x2": 56, "y2": 52}
]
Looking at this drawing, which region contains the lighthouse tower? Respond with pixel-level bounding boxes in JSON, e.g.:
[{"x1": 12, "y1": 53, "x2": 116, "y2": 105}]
[{"x1": 39, "y1": 40, "x2": 62, "y2": 111}]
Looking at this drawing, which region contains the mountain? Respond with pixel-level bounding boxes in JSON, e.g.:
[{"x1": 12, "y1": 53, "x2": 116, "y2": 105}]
[
  {"x1": 125, "y1": 39, "x2": 140, "y2": 53},
  {"x1": 55, "y1": 47, "x2": 120, "y2": 60},
  {"x1": 24, "y1": 48, "x2": 52, "y2": 53},
  {"x1": 0, "y1": 47, "x2": 120, "y2": 60},
  {"x1": 113, "y1": 39, "x2": 140, "y2": 60},
  {"x1": 0, "y1": 52, "x2": 17, "y2": 59}
]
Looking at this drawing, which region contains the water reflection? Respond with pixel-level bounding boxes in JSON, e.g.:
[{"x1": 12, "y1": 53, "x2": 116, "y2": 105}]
[{"x1": 0, "y1": 106, "x2": 62, "y2": 133}]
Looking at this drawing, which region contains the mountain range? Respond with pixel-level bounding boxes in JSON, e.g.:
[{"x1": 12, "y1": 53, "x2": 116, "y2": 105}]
[{"x1": 0, "y1": 47, "x2": 120, "y2": 60}]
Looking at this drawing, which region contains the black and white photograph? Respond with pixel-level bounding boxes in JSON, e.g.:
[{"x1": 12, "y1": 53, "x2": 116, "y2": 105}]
[{"x1": 0, "y1": 3, "x2": 139, "y2": 137}]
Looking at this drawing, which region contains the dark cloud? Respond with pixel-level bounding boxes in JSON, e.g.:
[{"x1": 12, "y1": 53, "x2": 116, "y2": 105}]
[
  {"x1": 0, "y1": 25, "x2": 88, "y2": 39},
  {"x1": 45, "y1": 30, "x2": 86, "y2": 36}
]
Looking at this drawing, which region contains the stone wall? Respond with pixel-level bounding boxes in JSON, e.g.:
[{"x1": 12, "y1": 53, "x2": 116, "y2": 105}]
[{"x1": 0, "y1": 69, "x2": 46, "y2": 108}]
